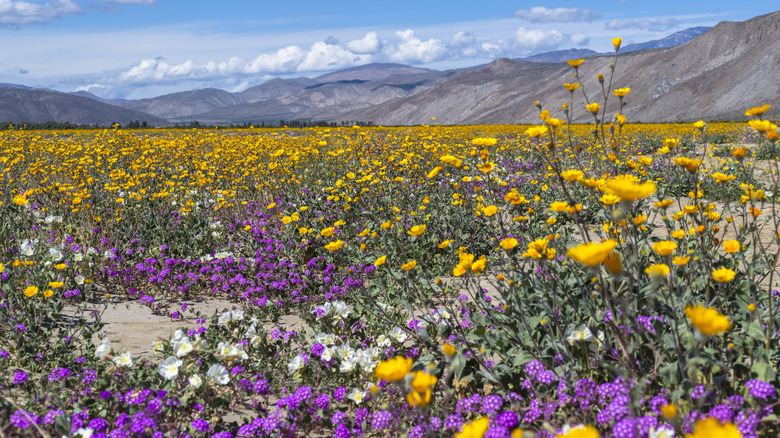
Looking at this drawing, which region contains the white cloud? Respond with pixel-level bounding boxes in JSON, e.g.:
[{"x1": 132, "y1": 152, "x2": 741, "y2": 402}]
[
  {"x1": 346, "y1": 31, "x2": 382, "y2": 54},
  {"x1": 74, "y1": 83, "x2": 110, "y2": 94},
  {"x1": 604, "y1": 18, "x2": 679, "y2": 31},
  {"x1": 514, "y1": 27, "x2": 566, "y2": 52},
  {"x1": 296, "y1": 41, "x2": 365, "y2": 72},
  {"x1": 570, "y1": 33, "x2": 590, "y2": 46},
  {"x1": 515, "y1": 7, "x2": 600, "y2": 23},
  {"x1": 244, "y1": 45, "x2": 306, "y2": 74},
  {"x1": 450, "y1": 30, "x2": 476, "y2": 47},
  {"x1": 389, "y1": 29, "x2": 448, "y2": 63},
  {"x1": 0, "y1": 0, "x2": 82, "y2": 29}
]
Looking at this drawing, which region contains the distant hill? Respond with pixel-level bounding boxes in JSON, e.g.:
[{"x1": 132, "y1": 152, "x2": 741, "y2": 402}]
[
  {"x1": 519, "y1": 49, "x2": 602, "y2": 63},
  {"x1": 0, "y1": 88, "x2": 166, "y2": 125},
  {"x1": 622, "y1": 27, "x2": 710, "y2": 53},
  {"x1": 516, "y1": 27, "x2": 710, "y2": 63},
  {"x1": 166, "y1": 67, "x2": 457, "y2": 125},
  {"x1": 2, "y1": 15, "x2": 777, "y2": 126},
  {"x1": 346, "y1": 11, "x2": 780, "y2": 124},
  {"x1": 117, "y1": 88, "x2": 242, "y2": 120},
  {"x1": 313, "y1": 63, "x2": 433, "y2": 82},
  {"x1": 0, "y1": 83, "x2": 33, "y2": 90}
]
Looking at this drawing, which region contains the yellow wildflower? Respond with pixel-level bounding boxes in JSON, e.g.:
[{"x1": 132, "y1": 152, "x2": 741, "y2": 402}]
[
  {"x1": 401, "y1": 260, "x2": 417, "y2": 271},
  {"x1": 685, "y1": 417, "x2": 741, "y2": 438},
  {"x1": 407, "y1": 225, "x2": 426, "y2": 236},
  {"x1": 745, "y1": 104, "x2": 770, "y2": 116},
  {"x1": 685, "y1": 306, "x2": 732, "y2": 336},
  {"x1": 374, "y1": 356, "x2": 413, "y2": 381},
  {"x1": 499, "y1": 237, "x2": 518, "y2": 250},
  {"x1": 324, "y1": 240, "x2": 344, "y2": 251},
  {"x1": 712, "y1": 267, "x2": 736, "y2": 283},
  {"x1": 567, "y1": 240, "x2": 618, "y2": 267}
]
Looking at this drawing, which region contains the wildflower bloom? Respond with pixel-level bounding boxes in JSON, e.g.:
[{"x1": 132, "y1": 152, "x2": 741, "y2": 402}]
[
  {"x1": 672, "y1": 256, "x2": 690, "y2": 266},
  {"x1": 500, "y1": 237, "x2": 518, "y2": 250},
  {"x1": 471, "y1": 138, "x2": 497, "y2": 146},
  {"x1": 442, "y1": 343, "x2": 456, "y2": 356},
  {"x1": 748, "y1": 119, "x2": 777, "y2": 132},
  {"x1": 561, "y1": 170, "x2": 584, "y2": 182},
  {"x1": 604, "y1": 251, "x2": 622, "y2": 275},
  {"x1": 455, "y1": 417, "x2": 490, "y2": 438},
  {"x1": 661, "y1": 403, "x2": 678, "y2": 419},
  {"x1": 586, "y1": 103, "x2": 600, "y2": 114},
  {"x1": 564, "y1": 83, "x2": 580, "y2": 91},
  {"x1": 482, "y1": 205, "x2": 498, "y2": 217},
  {"x1": 23, "y1": 286, "x2": 39, "y2": 297},
  {"x1": 566, "y1": 324, "x2": 594, "y2": 344},
  {"x1": 557, "y1": 424, "x2": 599, "y2": 438},
  {"x1": 685, "y1": 417, "x2": 741, "y2": 438},
  {"x1": 324, "y1": 240, "x2": 344, "y2": 251},
  {"x1": 652, "y1": 241, "x2": 677, "y2": 256},
  {"x1": 711, "y1": 172, "x2": 736, "y2": 183},
  {"x1": 604, "y1": 178, "x2": 656, "y2": 201},
  {"x1": 567, "y1": 59, "x2": 584, "y2": 67},
  {"x1": 612, "y1": 37, "x2": 622, "y2": 50},
  {"x1": 406, "y1": 389, "x2": 432, "y2": 407},
  {"x1": 685, "y1": 305, "x2": 731, "y2": 336},
  {"x1": 471, "y1": 256, "x2": 487, "y2": 274},
  {"x1": 158, "y1": 356, "x2": 183, "y2": 380},
  {"x1": 12, "y1": 192, "x2": 29, "y2": 205},
  {"x1": 613, "y1": 87, "x2": 630, "y2": 97},
  {"x1": 427, "y1": 166, "x2": 443, "y2": 178},
  {"x1": 401, "y1": 260, "x2": 417, "y2": 271},
  {"x1": 407, "y1": 225, "x2": 426, "y2": 236},
  {"x1": 712, "y1": 267, "x2": 736, "y2": 283},
  {"x1": 722, "y1": 240, "x2": 741, "y2": 253},
  {"x1": 745, "y1": 104, "x2": 770, "y2": 116},
  {"x1": 645, "y1": 264, "x2": 670, "y2": 279},
  {"x1": 525, "y1": 125, "x2": 548, "y2": 138},
  {"x1": 599, "y1": 194, "x2": 621, "y2": 205},
  {"x1": 374, "y1": 356, "x2": 413, "y2": 382},
  {"x1": 522, "y1": 238, "x2": 554, "y2": 259},
  {"x1": 374, "y1": 255, "x2": 387, "y2": 267},
  {"x1": 567, "y1": 240, "x2": 618, "y2": 267}
]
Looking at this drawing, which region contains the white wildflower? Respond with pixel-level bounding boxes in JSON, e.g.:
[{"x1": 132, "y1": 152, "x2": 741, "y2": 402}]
[
  {"x1": 158, "y1": 356, "x2": 183, "y2": 380},
  {"x1": 94, "y1": 338, "x2": 111, "y2": 358},
  {"x1": 207, "y1": 364, "x2": 230, "y2": 385},
  {"x1": 566, "y1": 324, "x2": 594, "y2": 345},
  {"x1": 113, "y1": 352, "x2": 133, "y2": 367},
  {"x1": 287, "y1": 355, "x2": 305, "y2": 374}
]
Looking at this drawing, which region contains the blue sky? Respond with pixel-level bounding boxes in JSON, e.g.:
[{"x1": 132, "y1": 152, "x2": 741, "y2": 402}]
[{"x1": 2, "y1": 1, "x2": 777, "y2": 99}]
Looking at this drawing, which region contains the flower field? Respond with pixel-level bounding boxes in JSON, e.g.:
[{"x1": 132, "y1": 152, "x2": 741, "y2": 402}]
[{"x1": 2, "y1": 47, "x2": 780, "y2": 438}]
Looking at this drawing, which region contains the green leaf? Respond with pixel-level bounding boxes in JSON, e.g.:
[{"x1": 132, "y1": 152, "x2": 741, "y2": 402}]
[{"x1": 751, "y1": 361, "x2": 776, "y2": 382}]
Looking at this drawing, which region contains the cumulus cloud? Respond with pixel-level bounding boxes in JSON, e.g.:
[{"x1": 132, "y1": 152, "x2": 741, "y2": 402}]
[
  {"x1": 514, "y1": 27, "x2": 566, "y2": 52},
  {"x1": 570, "y1": 33, "x2": 590, "y2": 46},
  {"x1": 242, "y1": 45, "x2": 306, "y2": 74},
  {"x1": 515, "y1": 6, "x2": 600, "y2": 23},
  {"x1": 389, "y1": 29, "x2": 448, "y2": 63},
  {"x1": 345, "y1": 32, "x2": 382, "y2": 54},
  {"x1": 296, "y1": 41, "x2": 364, "y2": 71},
  {"x1": 0, "y1": 0, "x2": 82, "y2": 29},
  {"x1": 605, "y1": 17, "x2": 679, "y2": 31},
  {"x1": 450, "y1": 30, "x2": 476, "y2": 47},
  {"x1": 115, "y1": 40, "x2": 371, "y2": 85},
  {"x1": 88, "y1": 23, "x2": 594, "y2": 96}
]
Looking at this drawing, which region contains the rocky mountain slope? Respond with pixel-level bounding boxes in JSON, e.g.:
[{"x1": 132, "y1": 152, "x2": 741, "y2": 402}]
[
  {"x1": 2, "y1": 13, "x2": 777, "y2": 126},
  {"x1": 350, "y1": 11, "x2": 780, "y2": 124},
  {"x1": 0, "y1": 89, "x2": 166, "y2": 125}
]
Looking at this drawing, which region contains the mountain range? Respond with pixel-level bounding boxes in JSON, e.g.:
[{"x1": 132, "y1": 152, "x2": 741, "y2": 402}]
[{"x1": 1, "y1": 12, "x2": 778, "y2": 126}]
